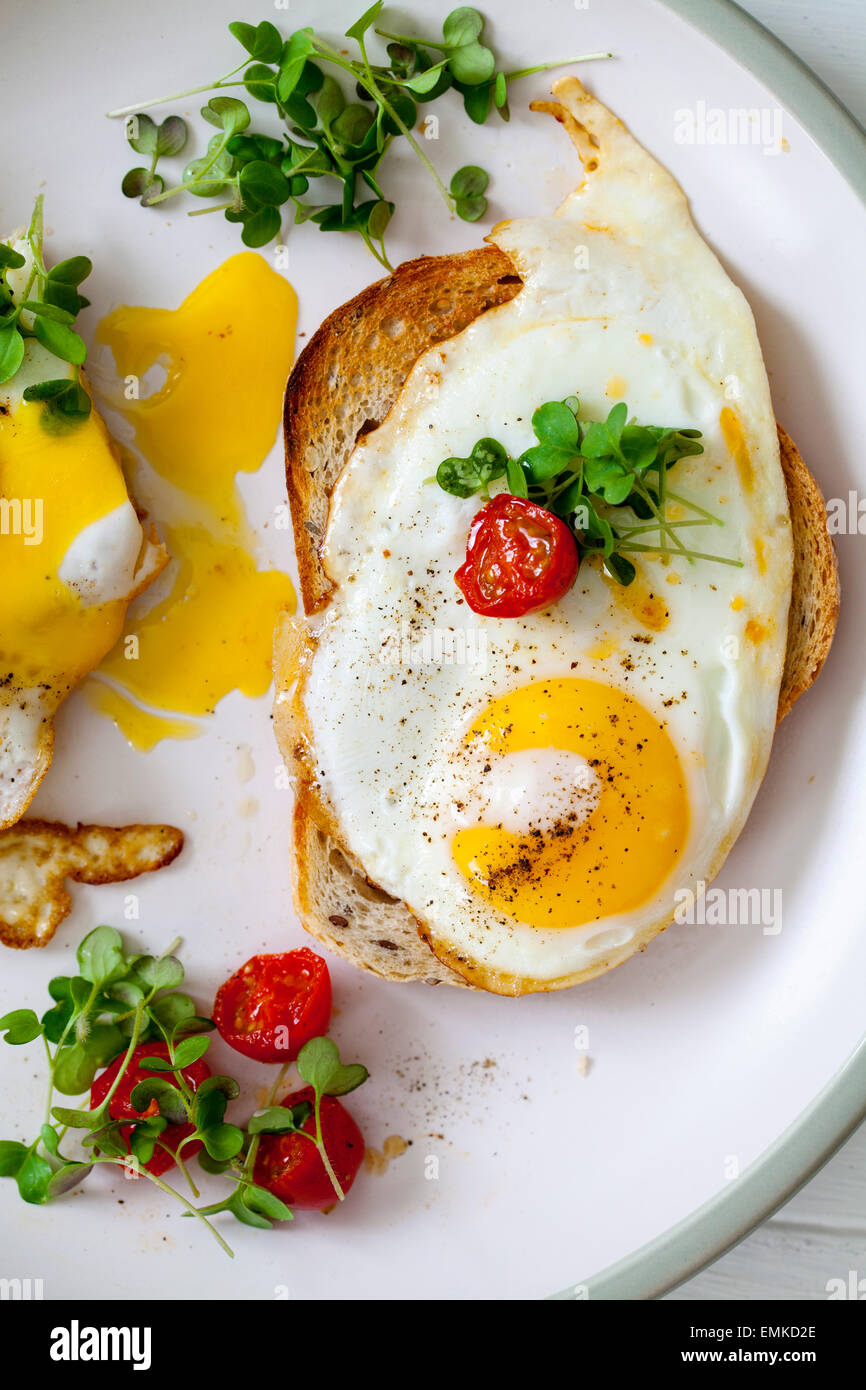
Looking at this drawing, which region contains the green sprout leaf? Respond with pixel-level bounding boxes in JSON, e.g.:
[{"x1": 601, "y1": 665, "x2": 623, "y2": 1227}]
[
  {"x1": 276, "y1": 28, "x2": 316, "y2": 104},
  {"x1": 121, "y1": 168, "x2": 165, "y2": 203},
  {"x1": 47, "y1": 255, "x2": 92, "y2": 286},
  {"x1": 0, "y1": 325, "x2": 25, "y2": 384},
  {"x1": 346, "y1": 0, "x2": 385, "y2": 42},
  {"x1": 240, "y1": 1184, "x2": 293, "y2": 1222},
  {"x1": 436, "y1": 436, "x2": 508, "y2": 498},
  {"x1": 442, "y1": 6, "x2": 484, "y2": 48},
  {"x1": 201, "y1": 1123, "x2": 244, "y2": 1161},
  {"x1": 240, "y1": 206, "x2": 282, "y2": 247},
  {"x1": 16, "y1": 1151, "x2": 53, "y2": 1205},
  {"x1": 126, "y1": 112, "x2": 159, "y2": 155},
  {"x1": 0, "y1": 1141, "x2": 28, "y2": 1177},
  {"x1": 50, "y1": 1105, "x2": 104, "y2": 1131},
  {"x1": 201, "y1": 96, "x2": 250, "y2": 136},
  {"x1": 242, "y1": 63, "x2": 278, "y2": 104},
  {"x1": 173, "y1": 1034, "x2": 211, "y2": 1068},
  {"x1": 229, "y1": 19, "x2": 283, "y2": 63},
  {"x1": 450, "y1": 164, "x2": 488, "y2": 221},
  {"x1": 0, "y1": 244, "x2": 25, "y2": 270},
  {"x1": 0, "y1": 1009, "x2": 43, "y2": 1045},
  {"x1": 135, "y1": 954, "x2": 184, "y2": 992},
  {"x1": 46, "y1": 1162, "x2": 93, "y2": 1198},
  {"x1": 297, "y1": 1037, "x2": 368, "y2": 1098},
  {"x1": 247, "y1": 1101, "x2": 312, "y2": 1135},
  {"x1": 129, "y1": 1077, "x2": 187, "y2": 1125},
  {"x1": 77, "y1": 926, "x2": 126, "y2": 986},
  {"x1": 156, "y1": 115, "x2": 188, "y2": 156},
  {"x1": 238, "y1": 160, "x2": 291, "y2": 206}
]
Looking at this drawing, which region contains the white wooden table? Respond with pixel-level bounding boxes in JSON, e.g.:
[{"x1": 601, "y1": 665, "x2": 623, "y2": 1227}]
[{"x1": 670, "y1": 0, "x2": 866, "y2": 1301}]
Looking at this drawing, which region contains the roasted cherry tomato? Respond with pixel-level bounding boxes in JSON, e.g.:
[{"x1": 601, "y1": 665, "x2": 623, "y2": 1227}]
[
  {"x1": 455, "y1": 493, "x2": 580, "y2": 618},
  {"x1": 253, "y1": 1086, "x2": 365, "y2": 1210},
  {"x1": 212, "y1": 950, "x2": 332, "y2": 1063},
  {"x1": 89, "y1": 1041, "x2": 210, "y2": 1177}
]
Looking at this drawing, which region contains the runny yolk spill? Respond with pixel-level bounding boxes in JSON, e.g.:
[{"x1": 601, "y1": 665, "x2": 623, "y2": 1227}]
[
  {"x1": 720, "y1": 407, "x2": 754, "y2": 491},
  {"x1": 451, "y1": 678, "x2": 689, "y2": 930},
  {"x1": 87, "y1": 683, "x2": 200, "y2": 752},
  {"x1": 605, "y1": 374, "x2": 627, "y2": 399},
  {"x1": 0, "y1": 393, "x2": 134, "y2": 693},
  {"x1": 88, "y1": 253, "x2": 298, "y2": 749}
]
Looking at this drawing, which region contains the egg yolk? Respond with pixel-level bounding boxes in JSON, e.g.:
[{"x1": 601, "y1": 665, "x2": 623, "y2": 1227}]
[
  {"x1": 451, "y1": 678, "x2": 689, "y2": 930},
  {"x1": 0, "y1": 397, "x2": 132, "y2": 694},
  {"x1": 96, "y1": 523, "x2": 294, "y2": 718},
  {"x1": 89, "y1": 253, "x2": 298, "y2": 748},
  {"x1": 97, "y1": 252, "x2": 297, "y2": 524}
]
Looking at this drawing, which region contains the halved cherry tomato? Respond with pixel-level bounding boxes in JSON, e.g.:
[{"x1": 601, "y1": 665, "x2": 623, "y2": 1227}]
[
  {"x1": 253, "y1": 1085, "x2": 365, "y2": 1210},
  {"x1": 89, "y1": 1041, "x2": 210, "y2": 1177},
  {"x1": 455, "y1": 493, "x2": 580, "y2": 618},
  {"x1": 212, "y1": 949, "x2": 332, "y2": 1063}
]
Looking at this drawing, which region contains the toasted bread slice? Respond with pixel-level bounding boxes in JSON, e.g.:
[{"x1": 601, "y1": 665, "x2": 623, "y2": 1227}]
[
  {"x1": 0, "y1": 819, "x2": 184, "y2": 948},
  {"x1": 277, "y1": 93, "x2": 840, "y2": 992}
]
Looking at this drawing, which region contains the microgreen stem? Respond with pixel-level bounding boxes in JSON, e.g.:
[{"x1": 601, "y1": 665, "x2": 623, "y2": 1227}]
[
  {"x1": 187, "y1": 201, "x2": 237, "y2": 216},
  {"x1": 314, "y1": 1095, "x2": 345, "y2": 1201},
  {"x1": 98, "y1": 1003, "x2": 147, "y2": 1114},
  {"x1": 374, "y1": 28, "x2": 450, "y2": 50},
  {"x1": 146, "y1": 132, "x2": 234, "y2": 206},
  {"x1": 665, "y1": 489, "x2": 724, "y2": 525},
  {"x1": 156, "y1": 1139, "x2": 200, "y2": 1198},
  {"x1": 241, "y1": 1061, "x2": 290, "y2": 1182},
  {"x1": 100, "y1": 1157, "x2": 234, "y2": 1257},
  {"x1": 105, "y1": 67, "x2": 249, "y2": 120},
  {"x1": 502, "y1": 53, "x2": 613, "y2": 81},
  {"x1": 617, "y1": 541, "x2": 743, "y2": 566},
  {"x1": 616, "y1": 518, "x2": 713, "y2": 536},
  {"x1": 42, "y1": 1035, "x2": 55, "y2": 1126},
  {"x1": 314, "y1": 35, "x2": 454, "y2": 212},
  {"x1": 632, "y1": 477, "x2": 694, "y2": 565}
]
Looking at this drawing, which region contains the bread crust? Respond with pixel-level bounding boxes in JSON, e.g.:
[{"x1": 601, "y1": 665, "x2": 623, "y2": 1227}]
[{"x1": 279, "y1": 247, "x2": 839, "y2": 994}]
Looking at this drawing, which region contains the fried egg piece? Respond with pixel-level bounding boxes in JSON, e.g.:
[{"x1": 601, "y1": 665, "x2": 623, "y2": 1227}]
[
  {"x1": 0, "y1": 237, "x2": 166, "y2": 828},
  {"x1": 297, "y1": 79, "x2": 793, "y2": 993}
]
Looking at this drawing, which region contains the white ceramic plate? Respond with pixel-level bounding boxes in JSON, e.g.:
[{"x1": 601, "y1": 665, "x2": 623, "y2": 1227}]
[{"x1": 2, "y1": 0, "x2": 864, "y2": 1300}]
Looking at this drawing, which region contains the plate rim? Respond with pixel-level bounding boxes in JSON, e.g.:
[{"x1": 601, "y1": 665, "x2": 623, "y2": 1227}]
[{"x1": 551, "y1": 0, "x2": 866, "y2": 1301}]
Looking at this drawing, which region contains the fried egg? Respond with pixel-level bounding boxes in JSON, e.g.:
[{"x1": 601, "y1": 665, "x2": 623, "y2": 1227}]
[
  {"x1": 297, "y1": 79, "x2": 793, "y2": 994},
  {"x1": 0, "y1": 236, "x2": 165, "y2": 828}
]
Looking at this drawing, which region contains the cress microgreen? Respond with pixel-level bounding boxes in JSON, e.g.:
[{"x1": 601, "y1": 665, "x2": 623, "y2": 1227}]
[
  {"x1": 107, "y1": 7, "x2": 611, "y2": 267},
  {"x1": 243, "y1": 1037, "x2": 368, "y2": 1202},
  {"x1": 450, "y1": 164, "x2": 488, "y2": 221},
  {"x1": 0, "y1": 927, "x2": 369, "y2": 1257},
  {"x1": 435, "y1": 394, "x2": 743, "y2": 584},
  {"x1": 121, "y1": 113, "x2": 189, "y2": 207},
  {"x1": 0, "y1": 196, "x2": 94, "y2": 430}
]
